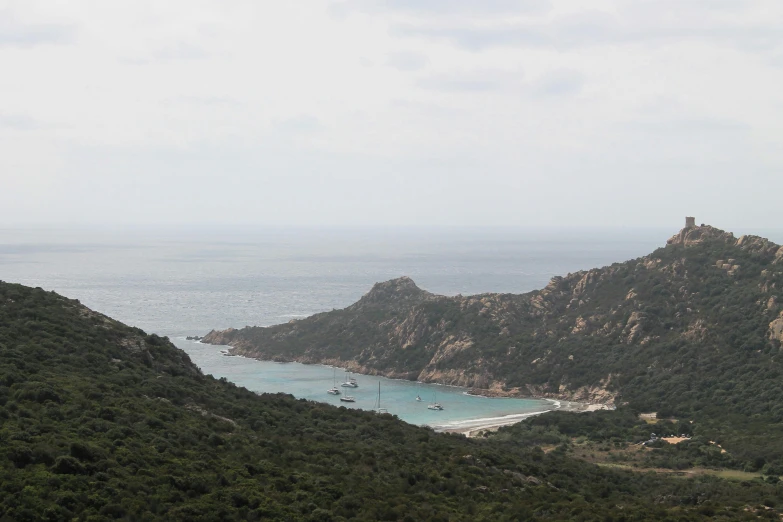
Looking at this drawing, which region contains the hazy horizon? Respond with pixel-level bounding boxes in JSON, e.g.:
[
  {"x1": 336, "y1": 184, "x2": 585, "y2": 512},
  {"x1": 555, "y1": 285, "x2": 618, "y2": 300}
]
[
  {"x1": 2, "y1": 221, "x2": 781, "y2": 238},
  {"x1": 0, "y1": 226, "x2": 694, "y2": 338}
]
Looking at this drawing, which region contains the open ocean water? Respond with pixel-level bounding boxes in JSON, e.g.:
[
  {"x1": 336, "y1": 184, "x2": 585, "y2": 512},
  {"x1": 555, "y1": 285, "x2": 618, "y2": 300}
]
[{"x1": 4, "y1": 225, "x2": 753, "y2": 429}]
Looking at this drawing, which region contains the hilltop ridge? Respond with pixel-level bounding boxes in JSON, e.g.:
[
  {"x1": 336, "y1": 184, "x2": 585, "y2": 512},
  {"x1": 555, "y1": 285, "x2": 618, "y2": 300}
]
[
  {"x1": 204, "y1": 224, "x2": 783, "y2": 417},
  {"x1": 351, "y1": 275, "x2": 431, "y2": 308}
]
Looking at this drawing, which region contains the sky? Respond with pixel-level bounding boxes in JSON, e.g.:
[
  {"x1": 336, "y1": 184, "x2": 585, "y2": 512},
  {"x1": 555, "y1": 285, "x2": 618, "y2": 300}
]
[{"x1": 1, "y1": 0, "x2": 782, "y2": 229}]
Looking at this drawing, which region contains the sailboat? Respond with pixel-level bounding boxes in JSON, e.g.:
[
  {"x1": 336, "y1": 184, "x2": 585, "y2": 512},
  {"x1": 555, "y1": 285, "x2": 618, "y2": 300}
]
[
  {"x1": 374, "y1": 382, "x2": 388, "y2": 414},
  {"x1": 341, "y1": 371, "x2": 358, "y2": 388},
  {"x1": 427, "y1": 389, "x2": 444, "y2": 411},
  {"x1": 327, "y1": 368, "x2": 341, "y2": 395}
]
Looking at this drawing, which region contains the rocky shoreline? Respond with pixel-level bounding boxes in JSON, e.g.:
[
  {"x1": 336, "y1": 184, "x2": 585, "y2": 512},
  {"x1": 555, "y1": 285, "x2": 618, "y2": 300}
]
[{"x1": 201, "y1": 338, "x2": 616, "y2": 409}]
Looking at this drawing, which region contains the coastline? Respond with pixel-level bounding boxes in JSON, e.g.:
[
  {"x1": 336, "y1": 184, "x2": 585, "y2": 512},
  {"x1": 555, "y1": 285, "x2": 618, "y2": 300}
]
[
  {"x1": 437, "y1": 400, "x2": 609, "y2": 438},
  {"x1": 213, "y1": 343, "x2": 615, "y2": 404},
  {"x1": 189, "y1": 340, "x2": 612, "y2": 435}
]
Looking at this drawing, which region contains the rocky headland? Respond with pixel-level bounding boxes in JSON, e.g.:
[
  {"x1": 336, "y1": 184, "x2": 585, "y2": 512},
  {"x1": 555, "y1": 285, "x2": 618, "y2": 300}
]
[{"x1": 203, "y1": 224, "x2": 783, "y2": 414}]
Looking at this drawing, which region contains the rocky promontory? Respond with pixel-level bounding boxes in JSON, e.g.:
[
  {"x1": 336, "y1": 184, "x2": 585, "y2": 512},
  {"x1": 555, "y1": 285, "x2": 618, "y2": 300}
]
[{"x1": 203, "y1": 225, "x2": 783, "y2": 414}]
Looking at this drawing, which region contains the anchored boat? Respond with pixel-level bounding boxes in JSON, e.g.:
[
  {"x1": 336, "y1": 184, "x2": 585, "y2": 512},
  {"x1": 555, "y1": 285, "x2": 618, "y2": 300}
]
[
  {"x1": 327, "y1": 368, "x2": 341, "y2": 395},
  {"x1": 374, "y1": 382, "x2": 388, "y2": 414},
  {"x1": 427, "y1": 390, "x2": 444, "y2": 411},
  {"x1": 341, "y1": 371, "x2": 358, "y2": 388}
]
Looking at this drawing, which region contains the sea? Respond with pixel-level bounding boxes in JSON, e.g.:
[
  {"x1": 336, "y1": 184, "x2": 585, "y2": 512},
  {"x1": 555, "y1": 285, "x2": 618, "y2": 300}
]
[{"x1": 5, "y1": 225, "x2": 770, "y2": 430}]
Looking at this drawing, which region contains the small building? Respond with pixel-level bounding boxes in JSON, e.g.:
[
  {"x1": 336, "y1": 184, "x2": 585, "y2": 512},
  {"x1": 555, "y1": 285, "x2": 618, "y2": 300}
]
[{"x1": 685, "y1": 216, "x2": 695, "y2": 228}]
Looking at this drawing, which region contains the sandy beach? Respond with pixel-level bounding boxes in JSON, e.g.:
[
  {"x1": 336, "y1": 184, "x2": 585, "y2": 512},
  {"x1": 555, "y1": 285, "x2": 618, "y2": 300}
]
[{"x1": 438, "y1": 400, "x2": 612, "y2": 437}]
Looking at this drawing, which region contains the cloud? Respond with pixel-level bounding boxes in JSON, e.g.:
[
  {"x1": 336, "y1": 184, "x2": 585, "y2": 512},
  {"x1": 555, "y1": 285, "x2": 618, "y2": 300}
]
[
  {"x1": 0, "y1": 112, "x2": 40, "y2": 130},
  {"x1": 154, "y1": 42, "x2": 208, "y2": 61},
  {"x1": 531, "y1": 69, "x2": 584, "y2": 97},
  {"x1": 625, "y1": 0, "x2": 764, "y2": 18},
  {"x1": 385, "y1": 51, "x2": 428, "y2": 71},
  {"x1": 1, "y1": 2, "x2": 781, "y2": 228},
  {"x1": 599, "y1": 102, "x2": 755, "y2": 168},
  {"x1": 770, "y1": 53, "x2": 783, "y2": 69},
  {"x1": 391, "y1": 7, "x2": 783, "y2": 53},
  {"x1": 171, "y1": 96, "x2": 244, "y2": 107},
  {"x1": 625, "y1": 116, "x2": 750, "y2": 137},
  {"x1": 330, "y1": 0, "x2": 551, "y2": 17},
  {"x1": 119, "y1": 42, "x2": 209, "y2": 66},
  {"x1": 416, "y1": 69, "x2": 525, "y2": 93},
  {"x1": 415, "y1": 68, "x2": 585, "y2": 98},
  {"x1": 0, "y1": 10, "x2": 75, "y2": 47},
  {"x1": 390, "y1": 19, "x2": 540, "y2": 51},
  {"x1": 275, "y1": 115, "x2": 323, "y2": 134},
  {"x1": 416, "y1": 76, "x2": 496, "y2": 92}
]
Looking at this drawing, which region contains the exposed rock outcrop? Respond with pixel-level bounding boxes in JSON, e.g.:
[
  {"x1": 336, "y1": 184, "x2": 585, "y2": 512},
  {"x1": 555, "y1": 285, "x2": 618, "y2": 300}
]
[
  {"x1": 203, "y1": 224, "x2": 783, "y2": 410},
  {"x1": 667, "y1": 225, "x2": 735, "y2": 247},
  {"x1": 771, "y1": 312, "x2": 783, "y2": 343}
]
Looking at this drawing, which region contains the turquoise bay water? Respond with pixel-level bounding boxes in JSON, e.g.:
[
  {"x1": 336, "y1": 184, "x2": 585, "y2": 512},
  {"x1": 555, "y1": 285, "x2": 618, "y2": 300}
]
[{"x1": 176, "y1": 338, "x2": 557, "y2": 430}]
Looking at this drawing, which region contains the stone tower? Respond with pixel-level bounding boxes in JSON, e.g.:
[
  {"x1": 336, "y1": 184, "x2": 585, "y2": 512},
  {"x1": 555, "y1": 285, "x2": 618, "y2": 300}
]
[{"x1": 685, "y1": 216, "x2": 695, "y2": 228}]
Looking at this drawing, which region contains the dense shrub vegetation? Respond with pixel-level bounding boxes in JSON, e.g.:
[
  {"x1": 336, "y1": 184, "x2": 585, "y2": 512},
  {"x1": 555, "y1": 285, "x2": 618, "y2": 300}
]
[{"x1": 3, "y1": 281, "x2": 783, "y2": 519}]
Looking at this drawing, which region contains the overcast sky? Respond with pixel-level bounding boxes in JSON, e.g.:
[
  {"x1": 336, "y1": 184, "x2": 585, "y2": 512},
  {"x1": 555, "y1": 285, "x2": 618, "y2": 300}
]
[{"x1": 2, "y1": 1, "x2": 782, "y2": 229}]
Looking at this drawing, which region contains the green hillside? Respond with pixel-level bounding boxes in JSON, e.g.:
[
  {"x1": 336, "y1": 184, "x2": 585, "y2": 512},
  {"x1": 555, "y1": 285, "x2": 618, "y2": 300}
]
[{"x1": 3, "y1": 281, "x2": 783, "y2": 519}]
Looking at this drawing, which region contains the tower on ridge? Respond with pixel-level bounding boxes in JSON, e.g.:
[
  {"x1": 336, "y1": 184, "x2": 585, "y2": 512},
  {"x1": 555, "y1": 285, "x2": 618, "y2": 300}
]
[{"x1": 685, "y1": 216, "x2": 695, "y2": 228}]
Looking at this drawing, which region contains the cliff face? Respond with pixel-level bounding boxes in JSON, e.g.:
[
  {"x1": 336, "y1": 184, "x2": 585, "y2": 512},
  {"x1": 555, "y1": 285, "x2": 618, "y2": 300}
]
[{"x1": 203, "y1": 225, "x2": 783, "y2": 412}]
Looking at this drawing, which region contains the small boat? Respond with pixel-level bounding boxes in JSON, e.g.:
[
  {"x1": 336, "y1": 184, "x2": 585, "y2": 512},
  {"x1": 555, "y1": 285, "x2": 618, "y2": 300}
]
[
  {"x1": 340, "y1": 396, "x2": 356, "y2": 402},
  {"x1": 374, "y1": 382, "x2": 388, "y2": 414},
  {"x1": 428, "y1": 390, "x2": 444, "y2": 411},
  {"x1": 341, "y1": 371, "x2": 359, "y2": 388},
  {"x1": 327, "y1": 368, "x2": 341, "y2": 395},
  {"x1": 415, "y1": 395, "x2": 422, "y2": 402}
]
